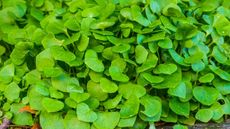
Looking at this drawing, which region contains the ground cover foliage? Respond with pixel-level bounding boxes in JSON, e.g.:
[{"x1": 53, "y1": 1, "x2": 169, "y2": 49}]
[{"x1": 0, "y1": 0, "x2": 230, "y2": 129}]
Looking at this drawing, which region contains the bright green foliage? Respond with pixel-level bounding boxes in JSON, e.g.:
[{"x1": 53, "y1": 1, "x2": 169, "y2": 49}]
[
  {"x1": 120, "y1": 95, "x2": 140, "y2": 118},
  {"x1": 64, "y1": 110, "x2": 90, "y2": 129},
  {"x1": 195, "y1": 109, "x2": 214, "y2": 122},
  {"x1": 76, "y1": 103, "x2": 97, "y2": 122},
  {"x1": 0, "y1": 0, "x2": 229, "y2": 129},
  {"x1": 193, "y1": 86, "x2": 219, "y2": 106},
  {"x1": 42, "y1": 98, "x2": 64, "y2": 113},
  {"x1": 4, "y1": 82, "x2": 20, "y2": 101},
  {"x1": 169, "y1": 97, "x2": 190, "y2": 117},
  {"x1": 119, "y1": 83, "x2": 146, "y2": 99},
  {"x1": 10, "y1": 103, "x2": 33, "y2": 126},
  {"x1": 93, "y1": 112, "x2": 120, "y2": 129}
]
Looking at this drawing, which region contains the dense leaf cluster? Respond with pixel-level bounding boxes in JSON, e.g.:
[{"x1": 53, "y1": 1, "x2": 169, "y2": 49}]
[{"x1": 0, "y1": 0, "x2": 230, "y2": 129}]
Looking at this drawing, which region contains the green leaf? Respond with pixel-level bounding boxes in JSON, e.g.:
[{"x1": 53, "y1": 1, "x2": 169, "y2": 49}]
[
  {"x1": 140, "y1": 95, "x2": 161, "y2": 117},
  {"x1": 193, "y1": 86, "x2": 219, "y2": 106},
  {"x1": 84, "y1": 97, "x2": 100, "y2": 110},
  {"x1": 49, "y1": 87, "x2": 64, "y2": 99},
  {"x1": 209, "y1": 65, "x2": 230, "y2": 81},
  {"x1": 168, "y1": 82, "x2": 187, "y2": 99},
  {"x1": 78, "y1": 34, "x2": 89, "y2": 52},
  {"x1": 0, "y1": 45, "x2": 6, "y2": 56},
  {"x1": 184, "y1": 51, "x2": 204, "y2": 64},
  {"x1": 99, "y1": 77, "x2": 118, "y2": 93},
  {"x1": 153, "y1": 63, "x2": 177, "y2": 74},
  {"x1": 118, "y1": 116, "x2": 136, "y2": 127},
  {"x1": 162, "y1": 3, "x2": 183, "y2": 17},
  {"x1": 213, "y1": 78, "x2": 230, "y2": 95},
  {"x1": 120, "y1": 95, "x2": 140, "y2": 118},
  {"x1": 107, "y1": 36, "x2": 135, "y2": 45},
  {"x1": 199, "y1": 73, "x2": 215, "y2": 83},
  {"x1": 25, "y1": 70, "x2": 41, "y2": 85},
  {"x1": 4, "y1": 82, "x2": 20, "y2": 101},
  {"x1": 131, "y1": 5, "x2": 150, "y2": 27},
  {"x1": 119, "y1": 83, "x2": 146, "y2": 99},
  {"x1": 89, "y1": 70, "x2": 103, "y2": 82},
  {"x1": 137, "y1": 53, "x2": 158, "y2": 73},
  {"x1": 34, "y1": 82, "x2": 49, "y2": 96},
  {"x1": 41, "y1": 33, "x2": 63, "y2": 48},
  {"x1": 175, "y1": 24, "x2": 198, "y2": 40},
  {"x1": 153, "y1": 67, "x2": 182, "y2": 89},
  {"x1": 141, "y1": 73, "x2": 164, "y2": 83},
  {"x1": 77, "y1": 103, "x2": 97, "y2": 122},
  {"x1": 64, "y1": 110, "x2": 90, "y2": 129},
  {"x1": 112, "y1": 44, "x2": 131, "y2": 53},
  {"x1": 191, "y1": 60, "x2": 205, "y2": 72},
  {"x1": 93, "y1": 112, "x2": 120, "y2": 129},
  {"x1": 30, "y1": 7, "x2": 44, "y2": 21},
  {"x1": 43, "y1": 67, "x2": 63, "y2": 77},
  {"x1": 36, "y1": 49, "x2": 55, "y2": 71},
  {"x1": 168, "y1": 49, "x2": 189, "y2": 66},
  {"x1": 169, "y1": 97, "x2": 190, "y2": 117},
  {"x1": 150, "y1": 0, "x2": 161, "y2": 14},
  {"x1": 143, "y1": 32, "x2": 165, "y2": 43},
  {"x1": 10, "y1": 103, "x2": 33, "y2": 126},
  {"x1": 212, "y1": 46, "x2": 227, "y2": 64},
  {"x1": 82, "y1": 6, "x2": 101, "y2": 18},
  {"x1": 52, "y1": 74, "x2": 83, "y2": 93},
  {"x1": 28, "y1": 85, "x2": 45, "y2": 110},
  {"x1": 161, "y1": 110, "x2": 178, "y2": 123},
  {"x1": 100, "y1": 2, "x2": 115, "y2": 19},
  {"x1": 0, "y1": 64, "x2": 15, "y2": 84},
  {"x1": 103, "y1": 94, "x2": 122, "y2": 109},
  {"x1": 195, "y1": 109, "x2": 213, "y2": 122},
  {"x1": 70, "y1": 92, "x2": 90, "y2": 103},
  {"x1": 65, "y1": 97, "x2": 78, "y2": 108},
  {"x1": 109, "y1": 66, "x2": 129, "y2": 82},
  {"x1": 50, "y1": 46, "x2": 76, "y2": 64},
  {"x1": 213, "y1": 14, "x2": 230, "y2": 36},
  {"x1": 87, "y1": 80, "x2": 108, "y2": 101},
  {"x1": 91, "y1": 18, "x2": 117, "y2": 29},
  {"x1": 42, "y1": 98, "x2": 64, "y2": 112},
  {"x1": 201, "y1": 0, "x2": 221, "y2": 12},
  {"x1": 40, "y1": 111, "x2": 64, "y2": 129},
  {"x1": 135, "y1": 45, "x2": 148, "y2": 64},
  {"x1": 85, "y1": 49, "x2": 104, "y2": 72},
  {"x1": 40, "y1": 15, "x2": 65, "y2": 34},
  {"x1": 158, "y1": 38, "x2": 173, "y2": 49},
  {"x1": 173, "y1": 124, "x2": 188, "y2": 129},
  {"x1": 160, "y1": 16, "x2": 177, "y2": 32},
  {"x1": 210, "y1": 102, "x2": 224, "y2": 120}
]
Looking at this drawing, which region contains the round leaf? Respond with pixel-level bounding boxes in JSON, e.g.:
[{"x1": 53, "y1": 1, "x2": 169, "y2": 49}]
[{"x1": 193, "y1": 86, "x2": 219, "y2": 106}]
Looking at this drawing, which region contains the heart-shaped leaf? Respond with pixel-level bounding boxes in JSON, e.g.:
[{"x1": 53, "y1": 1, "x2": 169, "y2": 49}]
[
  {"x1": 120, "y1": 95, "x2": 140, "y2": 118},
  {"x1": 169, "y1": 97, "x2": 190, "y2": 117},
  {"x1": 93, "y1": 112, "x2": 120, "y2": 129},
  {"x1": 76, "y1": 103, "x2": 97, "y2": 122},
  {"x1": 119, "y1": 83, "x2": 146, "y2": 99},
  {"x1": 195, "y1": 109, "x2": 213, "y2": 122},
  {"x1": 193, "y1": 86, "x2": 219, "y2": 106},
  {"x1": 42, "y1": 98, "x2": 64, "y2": 113}
]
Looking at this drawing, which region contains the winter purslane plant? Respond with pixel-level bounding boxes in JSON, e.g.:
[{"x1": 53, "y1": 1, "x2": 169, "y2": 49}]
[{"x1": 0, "y1": 0, "x2": 230, "y2": 129}]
